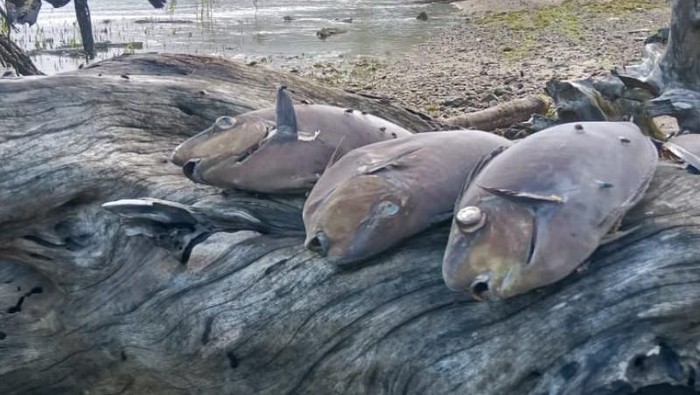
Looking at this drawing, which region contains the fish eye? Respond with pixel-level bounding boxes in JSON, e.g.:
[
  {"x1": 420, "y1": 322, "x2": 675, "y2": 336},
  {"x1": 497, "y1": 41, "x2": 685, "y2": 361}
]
[
  {"x1": 456, "y1": 206, "x2": 485, "y2": 233},
  {"x1": 214, "y1": 116, "x2": 236, "y2": 131},
  {"x1": 375, "y1": 201, "x2": 400, "y2": 217}
]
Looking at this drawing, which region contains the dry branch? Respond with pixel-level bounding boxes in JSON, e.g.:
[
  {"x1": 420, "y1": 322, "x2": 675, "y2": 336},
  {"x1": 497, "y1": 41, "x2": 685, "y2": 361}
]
[
  {"x1": 444, "y1": 95, "x2": 551, "y2": 131},
  {"x1": 0, "y1": 35, "x2": 42, "y2": 76}
]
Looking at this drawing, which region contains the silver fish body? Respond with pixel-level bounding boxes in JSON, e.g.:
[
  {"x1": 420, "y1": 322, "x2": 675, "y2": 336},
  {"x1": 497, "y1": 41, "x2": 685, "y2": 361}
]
[
  {"x1": 303, "y1": 130, "x2": 513, "y2": 265},
  {"x1": 443, "y1": 121, "x2": 658, "y2": 300},
  {"x1": 172, "y1": 87, "x2": 412, "y2": 194}
]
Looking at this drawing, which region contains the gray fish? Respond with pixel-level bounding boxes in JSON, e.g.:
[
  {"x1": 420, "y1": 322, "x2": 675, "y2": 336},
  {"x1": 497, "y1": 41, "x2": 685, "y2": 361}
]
[
  {"x1": 172, "y1": 86, "x2": 412, "y2": 194},
  {"x1": 663, "y1": 134, "x2": 700, "y2": 172},
  {"x1": 303, "y1": 130, "x2": 513, "y2": 266},
  {"x1": 443, "y1": 121, "x2": 658, "y2": 300}
]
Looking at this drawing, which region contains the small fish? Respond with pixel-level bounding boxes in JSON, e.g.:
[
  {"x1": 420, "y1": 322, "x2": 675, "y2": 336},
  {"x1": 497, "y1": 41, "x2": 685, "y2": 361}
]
[
  {"x1": 442, "y1": 121, "x2": 658, "y2": 301},
  {"x1": 303, "y1": 130, "x2": 513, "y2": 266},
  {"x1": 171, "y1": 86, "x2": 413, "y2": 194}
]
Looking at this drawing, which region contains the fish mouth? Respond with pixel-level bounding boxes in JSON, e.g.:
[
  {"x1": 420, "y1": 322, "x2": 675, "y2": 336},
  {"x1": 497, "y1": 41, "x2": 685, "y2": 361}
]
[
  {"x1": 181, "y1": 138, "x2": 267, "y2": 183},
  {"x1": 469, "y1": 273, "x2": 492, "y2": 301},
  {"x1": 468, "y1": 269, "x2": 517, "y2": 302},
  {"x1": 305, "y1": 231, "x2": 329, "y2": 257},
  {"x1": 183, "y1": 158, "x2": 202, "y2": 183},
  {"x1": 304, "y1": 231, "x2": 359, "y2": 266}
]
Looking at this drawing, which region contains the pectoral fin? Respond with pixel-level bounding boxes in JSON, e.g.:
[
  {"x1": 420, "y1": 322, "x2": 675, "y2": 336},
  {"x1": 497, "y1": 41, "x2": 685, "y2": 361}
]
[
  {"x1": 600, "y1": 225, "x2": 640, "y2": 245},
  {"x1": 479, "y1": 186, "x2": 565, "y2": 204},
  {"x1": 430, "y1": 211, "x2": 454, "y2": 226},
  {"x1": 360, "y1": 146, "x2": 421, "y2": 175}
]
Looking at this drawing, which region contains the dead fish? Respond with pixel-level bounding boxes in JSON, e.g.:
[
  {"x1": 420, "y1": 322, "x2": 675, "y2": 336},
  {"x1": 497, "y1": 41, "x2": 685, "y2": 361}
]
[
  {"x1": 662, "y1": 134, "x2": 700, "y2": 172},
  {"x1": 442, "y1": 121, "x2": 658, "y2": 301},
  {"x1": 303, "y1": 130, "x2": 513, "y2": 266},
  {"x1": 171, "y1": 86, "x2": 412, "y2": 194}
]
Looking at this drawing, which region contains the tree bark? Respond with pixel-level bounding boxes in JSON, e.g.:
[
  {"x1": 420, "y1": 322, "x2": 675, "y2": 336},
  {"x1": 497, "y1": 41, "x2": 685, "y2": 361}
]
[
  {"x1": 0, "y1": 3, "x2": 42, "y2": 76},
  {"x1": 0, "y1": 35, "x2": 42, "y2": 75},
  {"x1": 0, "y1": 52, "x2": 699, "y2": 395}
]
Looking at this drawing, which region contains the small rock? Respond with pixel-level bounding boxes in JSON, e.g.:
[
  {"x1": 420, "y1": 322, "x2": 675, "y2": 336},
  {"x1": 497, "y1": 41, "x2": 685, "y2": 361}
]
[
  {"x1": 441, "y1": 97, "x2": 468, "y2": 108},
  {"x1": 481, "y1": 93, "x2": 498, "y2": 103},
  {"x1": 316, "y1": 27, "x2": 348, "y2": 40},
  {"x1": 416, "y1": 11, "x2": 428, "y2": 21}
]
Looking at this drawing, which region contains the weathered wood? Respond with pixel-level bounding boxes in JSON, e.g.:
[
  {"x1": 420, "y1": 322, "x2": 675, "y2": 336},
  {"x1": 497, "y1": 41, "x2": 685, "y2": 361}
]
[
  {"x1": 0, "y1": 2, "x2": 42, "y2": 76},
  {"x1": 656, "y1": 0, "x2": 700, "y2": 92},
  {"x1": 445, "y1": 95, "x2": 551, "y2": 131},
  {"x1": 0, "y1": 35, "x2": 42, "y2": 76},
  {"x1": 544, "y1": 77, "x2": 666, "y2": 140},
  {"x1": 0, "y1": 53, "x2": 699, "y2": 395},
  {"x1": 537, "y1": 0, "x2": 700, "y2": 136}
]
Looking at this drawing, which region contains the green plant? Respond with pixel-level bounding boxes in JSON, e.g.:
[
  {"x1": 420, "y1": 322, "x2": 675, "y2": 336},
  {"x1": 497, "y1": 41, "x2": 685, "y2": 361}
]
[
  {"x1": 34, "y1": 26, "x2": 45, "y2": 50},
  {"x1": 1, "y1": 1, "x2": 9, "y2": 37},
  {"x1": 167, "y1": 0, "x2": 177, "y2": 16},
  {"x1": 70, "y1": 21, "x2": 80, "y2": 48}
]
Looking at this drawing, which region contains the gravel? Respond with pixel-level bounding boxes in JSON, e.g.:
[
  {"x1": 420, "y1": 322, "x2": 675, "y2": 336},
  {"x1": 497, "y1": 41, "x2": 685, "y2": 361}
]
[{"x1": 282, "y1": 0, "x2": 671, "y2": 122}]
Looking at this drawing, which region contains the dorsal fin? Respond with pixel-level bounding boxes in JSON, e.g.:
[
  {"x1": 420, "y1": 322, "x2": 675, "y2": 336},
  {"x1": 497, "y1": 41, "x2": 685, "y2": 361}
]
[{"x1": 276, "y1": 86, "x2": 298, "y2": 138}]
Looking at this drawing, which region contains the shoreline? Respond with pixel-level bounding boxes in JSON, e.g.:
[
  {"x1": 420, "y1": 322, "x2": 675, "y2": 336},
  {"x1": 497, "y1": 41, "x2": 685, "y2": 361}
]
[
  {"x1": 289, "y1": 0, "x2": 670, "y2": 121},
  {"x1": 18, "y1": 0, "x2": 671, "y2": 124}
]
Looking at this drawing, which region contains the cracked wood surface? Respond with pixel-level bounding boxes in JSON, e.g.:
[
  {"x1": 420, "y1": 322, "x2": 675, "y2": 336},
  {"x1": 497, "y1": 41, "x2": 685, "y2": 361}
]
[{"x1": 0, "y1": 53, "x2": 699, "y2": 395}]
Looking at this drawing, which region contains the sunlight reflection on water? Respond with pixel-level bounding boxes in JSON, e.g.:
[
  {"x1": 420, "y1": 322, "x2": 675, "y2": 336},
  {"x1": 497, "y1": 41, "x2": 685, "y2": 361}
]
[{"x1": 15, "y1": 0, "x2": 459, "y2": 74}]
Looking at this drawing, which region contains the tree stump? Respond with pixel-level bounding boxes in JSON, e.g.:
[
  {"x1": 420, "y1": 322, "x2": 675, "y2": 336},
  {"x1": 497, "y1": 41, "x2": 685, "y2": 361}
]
[{"x1": 527, "y1": 0, "x2": 700, "y2": 138}]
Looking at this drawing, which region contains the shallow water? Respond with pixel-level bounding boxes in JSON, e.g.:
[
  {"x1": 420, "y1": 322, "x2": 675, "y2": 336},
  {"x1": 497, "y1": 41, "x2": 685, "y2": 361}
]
[{"x1": 13, "y1": 0, "x2": 459, "y2": 74}]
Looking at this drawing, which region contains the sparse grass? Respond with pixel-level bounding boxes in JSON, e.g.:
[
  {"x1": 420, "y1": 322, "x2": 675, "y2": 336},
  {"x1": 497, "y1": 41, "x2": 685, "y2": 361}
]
[
  {"x1": 476, "y1": 0, "x2": 666, "y2": 63},
  {"x1": 581, "y1": 0, "x2": 663, "y2": 13},
  {"x1": 304, "y1": 57, "x2": 388, "y2": 89}
]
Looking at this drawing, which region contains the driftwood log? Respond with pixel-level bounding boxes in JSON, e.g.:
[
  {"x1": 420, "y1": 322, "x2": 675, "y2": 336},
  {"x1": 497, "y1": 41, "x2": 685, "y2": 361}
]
[
  {"x1": 445, "y1": 95, "x2": 551, "y2": 131},
  {"x1": 1, "y1": 52, "x2": 700, "y2": 395}
]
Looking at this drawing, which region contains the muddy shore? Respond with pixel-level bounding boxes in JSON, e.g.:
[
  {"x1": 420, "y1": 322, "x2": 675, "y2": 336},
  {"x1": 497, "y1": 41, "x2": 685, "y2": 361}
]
[{"x1": 281, "y1": 0, "x2": 670, "y2": 121}]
